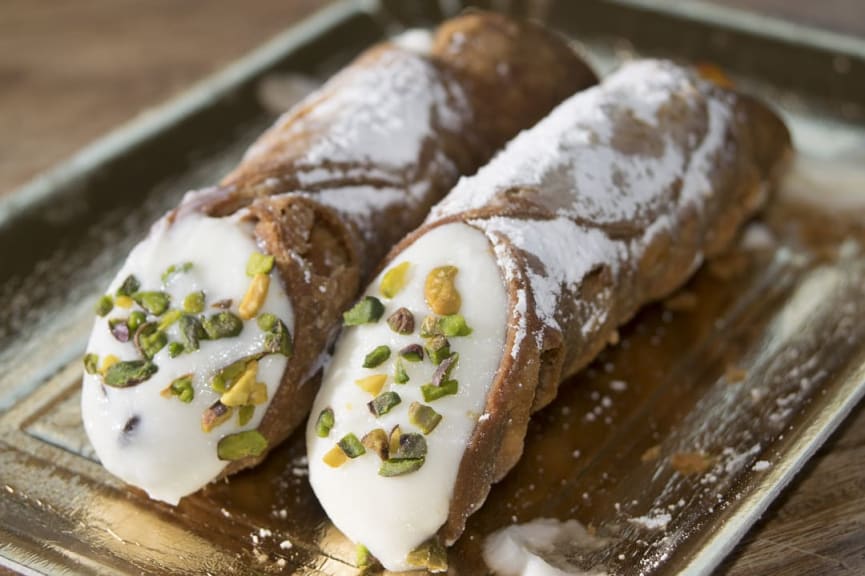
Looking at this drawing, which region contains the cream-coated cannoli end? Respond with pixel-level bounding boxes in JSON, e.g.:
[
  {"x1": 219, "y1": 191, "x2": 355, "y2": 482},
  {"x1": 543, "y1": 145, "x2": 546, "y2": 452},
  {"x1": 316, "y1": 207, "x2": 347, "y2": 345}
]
[
  {"x1": 307, "y1": 223, "x2": 506, "y2": 571},
  {"x1": 82, "y1": 212, "x2": 293, "y2": 504}
]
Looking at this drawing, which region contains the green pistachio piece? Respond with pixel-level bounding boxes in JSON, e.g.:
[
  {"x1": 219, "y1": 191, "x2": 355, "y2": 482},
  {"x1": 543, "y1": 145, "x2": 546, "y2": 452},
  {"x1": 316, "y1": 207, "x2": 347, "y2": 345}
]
[
  {"x1": 167, "y1": 341, "x2": 184, "y2": 358},
  {"x1": 391, "y1": 432, "x2": 427, "y2": 460},
  {"x1": 238, "y1": 405, "x2": 255, "y2": 427},
  {"x1": 409, "y1": 402, "x2": 442, "y2": 434},
  {"x1": 425, "y1": 335, "x2": 452, "y2": 365},
  {"x1": 380, "y1": 261, "x2": 411, "y2": 299},
  {"x1": 361, "y1": 428, "x2": 389, "y2": 460},
  {"x1": 83, "y1": 353, "x2": 99, "y2": 375},
  {"x1": 95, "y1": 295, "x2": 114, "y2": 317},
  {"x1": 399, "y1": 344, "x2": 424, "y2": 363},
  {"x1": 161, "y1": 374, "x2": 194, "y2": 403},
  {"x1": 337, "y1": 433, "x2": 366, "y2": 459},
  {"x1": 432, "y1": 353, "x2": 458, "y2": 387},
  {"x1": 406, "y1": 539, "x2": 448, "y2": 572},
  {"x1": 179, "y1": 314, "x2": 207, "y2": 351},
  {"x1": 127, "y1": 310, "x2": 147, "y2": 331},
  {"x1": 421, "y1": 379, "x2": 458, "y2": 402},
  {"x1": 246, "y1": 252, "x2": 275, "y2": 276},
  {"x1": 379, "y1": 457, "x2": 425, "y2": 477},
  {"x1": 356, "y1": 544, "x2": 373, "y2": 568},
  {"x1": 315, "y1": 407, "x2": 335, "y2": 438},
  {"x1": 161, "y1": 262, "x2": 193, "y2": 284},
  {"x1": 439, "y1": 314, "x2": 473, "y2": 337},
  {"x1": 134, "y1": 323, "x2": 167, "y2": 360},
  {"x1": 217, "y1": 430, "x2": 268, "y2": 461},
  {"x1": 257, "y1": 313, "x2": 278, "y2": 332},
  {"x1": 362, "y1": 345, "x2": 391, "y2": 368},
  {"x1": 367, "y1": 391, "x2": 401, "y2": 417},
  {"x1": 343, "y1": 296, "x2": 385, "y2": 326},
  {"x1": 183, "y1": 291, "x2": 205, "y2": 314},
  {"x1": 104, "y1": 360, "x2": 158, "y2": 388},
  {"x1": 388, "y1": 425, "x2": 402, "y2": 456},
  {"x1": 210, "y1": 357, "x2": 252, "y2": 393},
  {"x1": 116, "y1": 274, "x2": 141, "y2": 297},
  {"x1": 393, "y1": 358, "x2": 409, "y2": 384},
  {"x1": 387, "y1": 307, "x2": 415, "y2": 334},
  {"x1": 202, "y1": 311, "x2": 243, "y2": 339},
  {"x1": 419, "y1": 315, "x2": 442, "y2": 338},
  {"x1": 157, "y1": 309, "x2": 182, "y2": 332},
  {"x1": 108, "y1": 318, "x2": 131, "y2": 342},
  {"x1": 133, "y1": 291, "x2": 171, "y2": 316},
  {"x1": 201, "y1": 401, "x2": 233, "y2": 432}
]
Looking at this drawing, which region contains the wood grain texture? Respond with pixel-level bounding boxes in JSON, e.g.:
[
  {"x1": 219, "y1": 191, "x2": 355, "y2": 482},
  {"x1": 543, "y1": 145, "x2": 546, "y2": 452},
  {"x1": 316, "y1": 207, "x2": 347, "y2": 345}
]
[{"x1": 1, "y1": 1, "x2": 864, "y2": 575}]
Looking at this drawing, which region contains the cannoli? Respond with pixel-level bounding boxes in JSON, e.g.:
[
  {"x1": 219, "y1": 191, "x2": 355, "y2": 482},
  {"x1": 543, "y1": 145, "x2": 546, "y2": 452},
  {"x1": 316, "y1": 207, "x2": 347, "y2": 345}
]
[
  {"x1": 306, "y1": 59, "x2": 791, "y2": 571},
  {"x1": 80, "y1": 12, "x2": 596, "y2": 505}
]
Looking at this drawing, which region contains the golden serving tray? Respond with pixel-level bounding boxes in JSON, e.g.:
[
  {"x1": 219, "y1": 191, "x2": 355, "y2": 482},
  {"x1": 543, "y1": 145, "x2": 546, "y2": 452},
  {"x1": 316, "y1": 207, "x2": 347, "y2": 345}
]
[{"x1": 2, "y1": 1, "x2": 864, "y2": 573}]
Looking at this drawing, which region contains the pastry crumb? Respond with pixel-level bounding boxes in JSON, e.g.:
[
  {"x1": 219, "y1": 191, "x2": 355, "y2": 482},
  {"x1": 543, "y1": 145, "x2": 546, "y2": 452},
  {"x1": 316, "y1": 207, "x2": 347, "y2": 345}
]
[{"x1": 670, "y1": 451, "x2": 713, "y2": 475}]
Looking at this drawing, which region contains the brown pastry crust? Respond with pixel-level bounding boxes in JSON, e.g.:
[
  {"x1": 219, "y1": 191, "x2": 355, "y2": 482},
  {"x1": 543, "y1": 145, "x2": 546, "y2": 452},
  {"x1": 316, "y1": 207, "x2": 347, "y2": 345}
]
[
  {"x1": 380, "y1": 61, "x2": 791, "y2": 543},
  {"x1": 179, "y1": 12, "x2": 597, "y2": 476}
]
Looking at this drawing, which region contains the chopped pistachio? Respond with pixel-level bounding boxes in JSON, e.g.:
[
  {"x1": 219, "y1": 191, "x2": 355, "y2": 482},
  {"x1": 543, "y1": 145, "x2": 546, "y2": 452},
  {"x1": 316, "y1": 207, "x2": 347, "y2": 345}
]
[
  {"x1": 432, "y1": 353, "x2": 458, "y2": 387},
  {"x1": 399, "y1": 343, "x2": 424, "y2": 363},
  {"x1": 257, "y1": 313, "x2": 278, "y2": 332},
  {"x1": 217, "y1": 430, "x2": 268, "y2": 461},
  {"x1": 104, "y1": 360, "x2": 158, "y2": 388},
  {"x1": 440, "y1": 314, "x2": 473, "y2": 337},
  {"x1": 388, "y1": 425, "x2": 402, "y2": 456},
  {"x1": 343, "y1": 296, "x2": 385, "y2": 326},
  {"x1": 387, "y1": 307, "x2": 415, "y2": 334},
  {"x1": 238, "y1": 405, "x2": 255, "y2": 427},
  {"x1": 380, "y1": 261, "x2": 411, "y2": 299},
  {"x1": 323, "y1": 445, "x2": 348, "y2": 468},
  {"x1": 249, "y1": 382, "x2": 268, "y2": 405},
  {"x1": 246, "y1": 252, "x2": 275, "y2": 277},
  {"x1": 355, "y1": 374, "x2": 387, "y2": 396},
  {"x1": 363, "y1": 345, "x2": 391, "y2": 368},
  {"x1": 239, "y1": 273, "x2": 270, "y2": 320},
  {"x1": 201, "y1": 401, "x2": 233, "y2": 433},
  {"x1": 379, "y1": 458, "x2": 425, "y2": 477},
  {"x1": 202, "y1": 311, "x2": 243, "y2": 339},
  {"x1": 356, "y1": 543, "x2": 373, "y2": 568},
  {"x1": 183, "y1": 291, "x2": 205, "y2": 314},
  {"x1": 133, "y1": 291, "x2": 171, "y2": 316},
  {"x1": 161, "y1": 374, "x2": 194, "y2": 403},
  {"x1": 425, "y1": 335, "x2": 452, "y2": 365},
  {"x1": 210, "y1": 357, "x2": 253, "y2": 393},
  {"x1": 421, "y1": 380, "x2": 458, "y2": 402},
  {"x1": 167, "y1": 341, "x2": 184, "y2": 358},
  {"x1": 114, "y1": 295, "x2": 134, "y2": 309},
  {"x1": 419, "y1": 315, "x2": 442, "y2": 338},
  {"x1": 219, "y1": 360, "x2": 259, "y2": 407},
  {"x1": 424, "y1": 266, "x2": 461, "y2": 315},
  {"x1": 393, "y1": 359, "x2": 409, "y2": 384},
  {"x1": 409, "y1": 402, "x2": 442, "y2": 434},
  {"x1": 83, "y1": 353, "x2": 99, "y2": 375},
  {"x1": 100, "y1": 354, "x2": 119, "y2": 374},
  {"x1": 259, "y1": 314, "x2": 293, "y2": 357},
  {"x1": 391, "y1": 432, "x2": 427, "y2": 460},
  {"x1": 406, "y1": 538, "x2": 448, "y2": 572},
  {"x1": 95, "y1": 295, "x2": 114, "y2": 317},
  {"x1": 337, "y1": 433, "x2": 366, "y2": 459},
  {"x1": 161, "y1": 262, "x2": 193, "y2": 284},
  {"x1": 361, "y1": 428, "x2": 389, "y2": 460},
  {"x1": 116, "y1": 274, "x2": 141, "y2": 297},
  {"x1": 179, "y1": 314, "x2": 207, "y2": 351},
  {"x1": 127, "y1": 310, "x2": 146, "y2": 331},
  {"x1": 211, "y1": 298, "x2": 232, "y2": 309},
  {"x1": 315, "y1": 407, "x2": 335, "y2": 438},
  {"x1": 134, "y1": 323, "x2": 167, "y2": 359},
  {"x1": 108, "y1": 318, "x2": 131, "y2": 342},
  {"x1": 367, "y1": 391, "x2": 401, "y2": 417},
  {"x1": 157, "y1": 309, "x2": 182, "y2": 332}
]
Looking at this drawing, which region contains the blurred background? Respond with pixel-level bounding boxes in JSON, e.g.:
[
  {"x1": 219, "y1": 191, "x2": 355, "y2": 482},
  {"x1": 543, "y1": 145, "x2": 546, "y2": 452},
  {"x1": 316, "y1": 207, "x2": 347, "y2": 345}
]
[{"x1": 0, "y1": 0, "x2": 861, "y2": 197}]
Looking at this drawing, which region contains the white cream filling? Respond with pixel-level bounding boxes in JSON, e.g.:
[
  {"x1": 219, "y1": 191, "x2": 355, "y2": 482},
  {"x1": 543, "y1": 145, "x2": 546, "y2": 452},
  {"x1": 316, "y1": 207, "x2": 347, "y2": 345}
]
[
  {"x1": 306, "y1": 222, "x2": 507, "y2": 571},
  {"x1": 81, "y1": 212, "x2": 294, "y2": 505}
]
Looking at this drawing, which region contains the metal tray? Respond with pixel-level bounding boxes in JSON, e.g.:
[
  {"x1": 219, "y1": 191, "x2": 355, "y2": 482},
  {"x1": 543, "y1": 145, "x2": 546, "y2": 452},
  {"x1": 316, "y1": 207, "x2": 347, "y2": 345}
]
[{"x1": 2, "y1": 1, "x2": 864, "y2": 574}]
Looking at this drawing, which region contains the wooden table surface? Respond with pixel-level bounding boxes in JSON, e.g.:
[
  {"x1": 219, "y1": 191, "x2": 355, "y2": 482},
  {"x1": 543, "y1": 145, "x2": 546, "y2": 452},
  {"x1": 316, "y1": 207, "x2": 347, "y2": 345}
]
[{"x1": 1, "y1": 1, "x2": 864, "y2": 575}]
